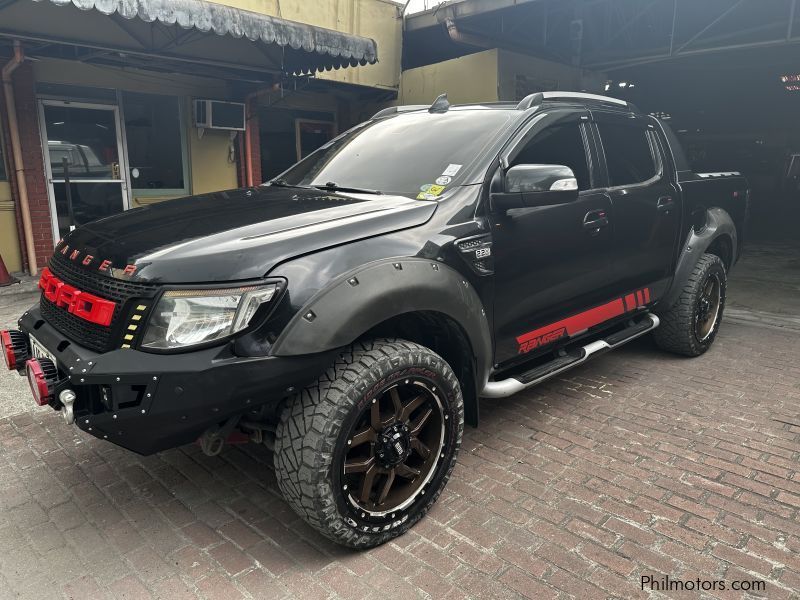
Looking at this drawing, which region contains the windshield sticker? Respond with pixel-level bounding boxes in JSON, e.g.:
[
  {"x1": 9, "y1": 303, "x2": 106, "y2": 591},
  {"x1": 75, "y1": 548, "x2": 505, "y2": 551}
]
[
  {"x1": 435, "y1": 176, "x2": 452, "y2": 186},
  {"x1": 442, "y1": 164, "x2": 462, "y2": 177},
  {"x1": 420, "y1": 184, "x2": 433, "y2": 192},
  {"x1": 417, "y1": 184, "x2": 446, "y2": 200}
]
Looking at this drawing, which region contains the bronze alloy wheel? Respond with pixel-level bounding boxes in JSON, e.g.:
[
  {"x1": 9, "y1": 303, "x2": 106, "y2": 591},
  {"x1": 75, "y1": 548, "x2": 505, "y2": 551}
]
[
  {"x1": 695, "y1": 271, "x2": 722, "y2": 342},
  {"x1": 342, "y1": 378, "x2": 445, "y2": 518},
  {"x1": 274, "y1": 339, "x2": 463, "y2": 548}
]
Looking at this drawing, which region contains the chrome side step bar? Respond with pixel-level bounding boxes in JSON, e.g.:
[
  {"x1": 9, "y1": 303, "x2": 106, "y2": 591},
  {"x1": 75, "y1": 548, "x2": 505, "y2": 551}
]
[{"x1": 481, "y1": 313, "x2": 660, "y2": 399}]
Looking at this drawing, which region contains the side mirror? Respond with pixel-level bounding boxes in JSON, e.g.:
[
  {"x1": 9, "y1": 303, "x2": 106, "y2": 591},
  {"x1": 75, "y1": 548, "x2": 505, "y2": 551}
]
[{"x1": 491, "y1": 164, "x2": 579, "y2": 211}]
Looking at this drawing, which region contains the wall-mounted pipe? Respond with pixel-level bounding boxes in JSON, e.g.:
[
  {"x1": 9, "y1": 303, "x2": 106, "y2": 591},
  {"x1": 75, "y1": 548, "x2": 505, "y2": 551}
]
[
  {"x1": 444, "y1": 18, "x2": 496, "y2": 49},
  {"x1": 2, "y1": 41, "x2": 37, "y2": 275}
]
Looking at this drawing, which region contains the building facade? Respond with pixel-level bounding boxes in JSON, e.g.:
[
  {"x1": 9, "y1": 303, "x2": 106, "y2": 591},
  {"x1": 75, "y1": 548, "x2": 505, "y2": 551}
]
[{"x1": 0, "y1": 0, "x2": 402, "y2": 274}]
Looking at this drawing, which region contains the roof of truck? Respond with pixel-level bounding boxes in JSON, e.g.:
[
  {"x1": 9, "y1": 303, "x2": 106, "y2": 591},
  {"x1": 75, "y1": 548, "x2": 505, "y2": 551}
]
[{"x1": 373, "y1": 92, "x2": 640, "y2": 120}]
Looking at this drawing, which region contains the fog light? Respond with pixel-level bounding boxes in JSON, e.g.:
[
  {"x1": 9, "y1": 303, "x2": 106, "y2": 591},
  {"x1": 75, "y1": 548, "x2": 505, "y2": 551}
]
[
  {"x1": 26, "y1": 358, "x2": 58, "y2": 406},
  {"x1": 1, "y1": 329, "x2": 29, "y2": 370}
]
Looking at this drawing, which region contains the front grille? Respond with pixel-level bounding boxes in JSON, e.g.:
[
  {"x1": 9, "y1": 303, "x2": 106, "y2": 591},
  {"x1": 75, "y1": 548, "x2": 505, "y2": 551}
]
[{"x1": 40, "y1": 253, "x2": 159, "y2": 352}]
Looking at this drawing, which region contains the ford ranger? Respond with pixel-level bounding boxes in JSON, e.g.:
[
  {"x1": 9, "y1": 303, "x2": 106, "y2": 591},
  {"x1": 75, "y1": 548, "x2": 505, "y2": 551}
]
[{"x1": 2, "y1": 92, "x2": 749, "y2": 548}]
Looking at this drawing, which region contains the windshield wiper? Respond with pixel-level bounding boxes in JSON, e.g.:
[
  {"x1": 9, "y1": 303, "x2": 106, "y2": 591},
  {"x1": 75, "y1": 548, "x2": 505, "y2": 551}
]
[
  {"x1": 270, "y1": 179, "x2": 383, "y2": 195},
  {"x1": 312, "y1": 182, "x2": 383, "y2": 195},
  {"x1": 269, "y1": 179, "x2": 315, "y2": 190}
]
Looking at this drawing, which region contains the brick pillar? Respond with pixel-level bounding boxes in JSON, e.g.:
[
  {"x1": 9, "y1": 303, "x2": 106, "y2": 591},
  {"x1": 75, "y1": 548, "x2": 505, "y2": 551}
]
[
  {"x1": 247, "y1": 97, "x2": 262, "y2": 185},
  {"x1": 236, "y1": 131, "x2": 246, "y2": 188},
  {"x1": 13, "y1": 62, "x2": 52, "y2": 270},
  {"x1": 1, "y1": 60, "x2": 51, "y2": 272}
]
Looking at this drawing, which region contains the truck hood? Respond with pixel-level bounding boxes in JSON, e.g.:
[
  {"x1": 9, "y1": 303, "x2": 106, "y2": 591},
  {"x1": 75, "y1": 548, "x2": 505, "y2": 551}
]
[{"x1": 59, "y1": 186, "x2": 437, "y2": 283}]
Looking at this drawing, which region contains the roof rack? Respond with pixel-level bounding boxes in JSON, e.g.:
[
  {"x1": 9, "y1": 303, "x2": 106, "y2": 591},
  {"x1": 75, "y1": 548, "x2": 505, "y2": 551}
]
[
  {"x1": 516, "y1": 92, "x2": 638, "y2": 112},
  {"x1": 371, "y1": 105, "x2": 428, "y2": 119},
  {"x1": 372, "y1": 92, "x2": 452, "y2": 120}
]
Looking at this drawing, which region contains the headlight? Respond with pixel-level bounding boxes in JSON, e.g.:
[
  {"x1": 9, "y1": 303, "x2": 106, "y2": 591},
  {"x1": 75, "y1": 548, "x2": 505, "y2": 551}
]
[{"x1": 141, "y1": 284, "x2": 279, "y2": 350}]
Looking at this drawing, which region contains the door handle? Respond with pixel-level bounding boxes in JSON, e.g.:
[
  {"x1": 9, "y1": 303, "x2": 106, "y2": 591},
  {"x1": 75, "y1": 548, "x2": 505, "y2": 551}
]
[
  {"x1": 657, "y1": 196, "x2": 675, "y2": 214},
  {"x1": 583, "y1": 209, "x2": 609, "y2": 232}
]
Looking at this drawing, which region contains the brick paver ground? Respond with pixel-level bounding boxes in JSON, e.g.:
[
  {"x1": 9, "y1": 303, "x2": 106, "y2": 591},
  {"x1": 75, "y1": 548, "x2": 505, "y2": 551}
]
[{"x1": 0, "y1": 314, "x2": 798, "y2": 599}]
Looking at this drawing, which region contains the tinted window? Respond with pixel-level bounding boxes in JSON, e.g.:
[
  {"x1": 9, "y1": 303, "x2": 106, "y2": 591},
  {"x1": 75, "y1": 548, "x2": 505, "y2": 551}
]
[
  {"x1": 598, "y1": 123, "x2": 658, "y2": 187},
  {"x1": 658, "y1": 121, "x2": 689, "y2": 172},
  {"x1": 513, "y1": 124, "x2": 591, "y2": 191},
  {"x1": 123, "y1": 92, "x2": 186, "y2": 192},
  {"x1": 278, "y1": 110, "x2": 514, "y2": 198}
]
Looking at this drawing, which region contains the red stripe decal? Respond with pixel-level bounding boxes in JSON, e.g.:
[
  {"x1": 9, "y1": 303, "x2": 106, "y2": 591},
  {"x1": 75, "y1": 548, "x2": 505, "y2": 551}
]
[
  {"x1": 516, "y1": 287, "x2": 654, "y2": 355},
  {"x1": 624, "y1": 294, "x2": 636, "y2": 312},
  {"x1": 517, "y1": 298, "x2": 626, "y2": 347}
]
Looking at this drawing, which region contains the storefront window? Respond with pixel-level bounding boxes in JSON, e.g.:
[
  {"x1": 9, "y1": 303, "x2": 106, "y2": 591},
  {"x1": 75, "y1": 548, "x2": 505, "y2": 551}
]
[{"x1": 122, "y1": 91, "x2": 187, "y2": 194}]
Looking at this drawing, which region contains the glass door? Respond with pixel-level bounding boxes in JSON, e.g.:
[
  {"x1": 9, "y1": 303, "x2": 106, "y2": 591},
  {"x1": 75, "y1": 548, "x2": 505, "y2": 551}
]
[{"x1": 38, "y1": 100, "x2": 129, "y2": 241}]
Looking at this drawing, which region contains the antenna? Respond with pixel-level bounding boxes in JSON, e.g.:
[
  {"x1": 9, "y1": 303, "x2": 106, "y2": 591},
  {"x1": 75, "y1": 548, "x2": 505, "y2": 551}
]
[{"x1": 429, "y1": 93, "x2": 450, "y2": 113}]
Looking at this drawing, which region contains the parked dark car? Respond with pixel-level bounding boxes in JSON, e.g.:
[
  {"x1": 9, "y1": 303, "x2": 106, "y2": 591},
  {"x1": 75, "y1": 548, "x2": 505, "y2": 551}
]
[{"x1": 3, "y1": 92, "x2": 749, "y2": 548}]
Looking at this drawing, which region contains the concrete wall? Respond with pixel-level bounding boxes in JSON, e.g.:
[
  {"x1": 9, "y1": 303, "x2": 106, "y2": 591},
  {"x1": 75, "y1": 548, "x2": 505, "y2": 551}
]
[
  {"x1": 0, "y1": 181, "x2": 22, "y2": 273},
  {"x1": 399, "y1": 49, "x2": 608, "y2": 107},
  {"x1": 216, "y1": 0, "x2": 403, "y2": 91},
  {"x1": 399, "y1": 49, "x2": 500, "y2": 105},
  {"x1": 497, "y1": 50, "x2": 607, "y2": 100}
]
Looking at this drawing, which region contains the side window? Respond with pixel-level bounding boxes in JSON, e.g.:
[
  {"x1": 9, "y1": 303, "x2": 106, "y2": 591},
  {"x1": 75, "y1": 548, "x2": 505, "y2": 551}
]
[
  {"x1": 512, "y1": 123, "x2": 592, "y2": 191},
  {"x1": 598, "y1": 123, "x2": 658, "y2": 187}
]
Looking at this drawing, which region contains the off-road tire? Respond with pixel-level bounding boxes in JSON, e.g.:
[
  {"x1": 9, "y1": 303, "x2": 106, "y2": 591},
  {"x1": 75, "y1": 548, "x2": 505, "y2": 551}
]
[
  {"x1": 274, "y1": 338, "x2": 464, "y2": 549},
  {"x1": 654, "y1": 253, "x2": 727, "y2": 357}
]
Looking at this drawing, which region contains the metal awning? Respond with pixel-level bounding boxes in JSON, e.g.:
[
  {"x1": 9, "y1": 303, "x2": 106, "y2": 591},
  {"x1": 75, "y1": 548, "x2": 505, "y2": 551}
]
[{"x1": 0, "y1": 0, "x2": 378, "y2": 81}]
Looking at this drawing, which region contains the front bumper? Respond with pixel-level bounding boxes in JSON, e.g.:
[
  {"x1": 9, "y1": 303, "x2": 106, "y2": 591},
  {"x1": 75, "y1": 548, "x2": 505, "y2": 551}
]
[{"x1": 16, "y1": 307, "x2": 336, "y2": 455}]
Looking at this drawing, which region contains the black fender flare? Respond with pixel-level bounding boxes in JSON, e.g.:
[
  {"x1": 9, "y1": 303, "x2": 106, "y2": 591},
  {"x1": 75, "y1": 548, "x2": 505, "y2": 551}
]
[
  {"x1": 270, "y1": 257, "x2": 493, "y2": 404},
  {"x1": 661, "y1": 207, "x2": 738, "y2": 310}
]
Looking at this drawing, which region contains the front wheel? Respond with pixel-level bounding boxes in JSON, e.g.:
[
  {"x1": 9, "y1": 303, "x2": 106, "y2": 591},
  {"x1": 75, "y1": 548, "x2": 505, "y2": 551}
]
[
  {"x1": 654, "y1": 253, "x2": 727, "y2": 357},
  {"x1": 274, "y1": 339, "x2": 464, "y2": 548}
]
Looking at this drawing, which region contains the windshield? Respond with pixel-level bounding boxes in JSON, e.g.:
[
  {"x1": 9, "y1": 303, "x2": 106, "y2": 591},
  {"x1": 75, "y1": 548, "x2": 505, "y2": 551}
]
[{"x1": 274, "y1": 110, "x2": 515, "y2": 199}]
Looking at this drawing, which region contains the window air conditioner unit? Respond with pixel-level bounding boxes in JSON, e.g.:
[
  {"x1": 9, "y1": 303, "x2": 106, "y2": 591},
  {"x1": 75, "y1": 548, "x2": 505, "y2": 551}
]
[{"x1": 194, "y1": 99, "x2": 246, "y2": 131}]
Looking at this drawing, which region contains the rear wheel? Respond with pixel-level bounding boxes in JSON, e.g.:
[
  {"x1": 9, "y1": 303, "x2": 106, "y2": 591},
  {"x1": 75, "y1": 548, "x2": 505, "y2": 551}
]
[
  {"x1": 654, "y1": 253, "x2": 727, "y2": 357},
  {"x1": 274, "y1": 339, "x2": 463, "y2": 548}
]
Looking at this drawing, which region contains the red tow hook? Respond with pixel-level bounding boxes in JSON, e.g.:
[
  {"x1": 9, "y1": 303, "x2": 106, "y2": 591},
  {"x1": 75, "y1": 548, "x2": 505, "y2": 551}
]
[{"x1": 1, "y1": 329, "x2": 29, "y2": 370}]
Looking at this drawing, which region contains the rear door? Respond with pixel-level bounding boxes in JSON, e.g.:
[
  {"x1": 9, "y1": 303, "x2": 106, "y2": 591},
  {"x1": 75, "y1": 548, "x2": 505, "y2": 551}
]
[
  {"x1": 591, "y1": 111, "x2": 681, "y2": 298},
  {"x1": 490, "y1": 109, "x2": 618, "y2": 365}
]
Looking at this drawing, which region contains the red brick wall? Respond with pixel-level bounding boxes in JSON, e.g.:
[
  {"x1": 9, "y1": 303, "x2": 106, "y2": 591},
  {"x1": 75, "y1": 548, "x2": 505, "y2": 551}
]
[
  {"x1": 13, "y1": 62, "x2": 52, "y2": 270},
  {"x1": 236, "y1": 132, "x2": 246, "y2": 188},
  {"x1": 235, "y1": 98, "x2": 261, "y2": 188},
  {"x1": 0, "y1": 60, "x2": 52, "y2": 272},
  {"x1": 247, "y1": 97, "x2": 262, "y2": 186}
]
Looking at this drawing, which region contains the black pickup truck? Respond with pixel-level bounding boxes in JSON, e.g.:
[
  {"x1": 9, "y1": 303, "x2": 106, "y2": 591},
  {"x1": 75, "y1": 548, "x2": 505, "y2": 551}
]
[{"x1": 2, "y1": 92, "x2": 748, "y2": 548}]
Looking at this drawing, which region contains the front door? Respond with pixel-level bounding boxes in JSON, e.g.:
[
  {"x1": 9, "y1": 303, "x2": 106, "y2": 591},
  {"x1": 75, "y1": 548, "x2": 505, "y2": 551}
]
[
  {"x1": 491, "y1": 109, "x2": 618, "y2": 366},
  {"x1": 39, "y1": 100, "x2": 129, "y2": 241}
]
